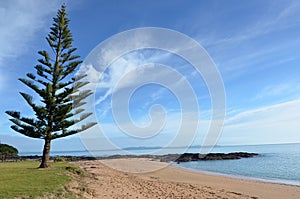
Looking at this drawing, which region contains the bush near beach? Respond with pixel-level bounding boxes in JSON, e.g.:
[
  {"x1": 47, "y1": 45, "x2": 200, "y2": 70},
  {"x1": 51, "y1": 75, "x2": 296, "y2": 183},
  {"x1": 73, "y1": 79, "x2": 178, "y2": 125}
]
[{"x1": 0, "y1": 143, "x2": 18, "y2": 162}]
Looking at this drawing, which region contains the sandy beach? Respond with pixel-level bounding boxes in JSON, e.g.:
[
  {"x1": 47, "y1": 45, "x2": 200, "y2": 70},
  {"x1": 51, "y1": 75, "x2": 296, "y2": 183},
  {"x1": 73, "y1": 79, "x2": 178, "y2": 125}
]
[{"x1": 72, "y1": 158, "x2": 300, "y2": 199}]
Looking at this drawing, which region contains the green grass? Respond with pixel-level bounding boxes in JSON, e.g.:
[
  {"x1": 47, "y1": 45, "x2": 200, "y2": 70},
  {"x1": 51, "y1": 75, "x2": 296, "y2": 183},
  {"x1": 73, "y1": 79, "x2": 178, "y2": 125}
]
[{"x1": 0, "y1": 161, "x2": 81, "y2": 198}]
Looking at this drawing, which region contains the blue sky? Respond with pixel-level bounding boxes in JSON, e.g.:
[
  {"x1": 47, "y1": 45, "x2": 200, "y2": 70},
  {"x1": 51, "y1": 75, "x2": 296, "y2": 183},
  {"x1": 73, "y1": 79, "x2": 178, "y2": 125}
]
[{"x1": 0, "y1": 0, "x2": 300, "y2": 154}]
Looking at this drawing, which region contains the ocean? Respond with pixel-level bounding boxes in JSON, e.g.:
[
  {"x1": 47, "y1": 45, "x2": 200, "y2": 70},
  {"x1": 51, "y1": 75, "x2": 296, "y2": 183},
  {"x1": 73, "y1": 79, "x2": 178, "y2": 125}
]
[
  {"x1": 20, "y1": 143, "x2": 300, "y2": 186},
  {"x1": 173, "y1": 143, "x2": 300, "y2": 186}
]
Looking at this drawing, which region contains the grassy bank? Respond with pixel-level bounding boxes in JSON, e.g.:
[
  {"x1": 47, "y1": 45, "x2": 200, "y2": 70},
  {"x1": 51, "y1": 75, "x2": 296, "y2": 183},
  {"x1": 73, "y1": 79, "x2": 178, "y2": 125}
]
[{"x1": 0, "y1": 160, "x2": 84, "y2": 198}]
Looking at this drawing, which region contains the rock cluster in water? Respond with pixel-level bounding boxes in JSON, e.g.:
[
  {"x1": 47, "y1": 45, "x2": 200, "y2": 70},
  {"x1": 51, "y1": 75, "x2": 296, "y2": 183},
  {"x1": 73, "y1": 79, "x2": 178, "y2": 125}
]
[{"x1": 174, "y1": 152, "x2": 259, "y2": 162}]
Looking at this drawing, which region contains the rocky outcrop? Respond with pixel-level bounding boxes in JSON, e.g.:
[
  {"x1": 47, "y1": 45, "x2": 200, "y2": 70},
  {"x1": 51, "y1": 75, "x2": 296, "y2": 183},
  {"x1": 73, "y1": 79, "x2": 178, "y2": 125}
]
[{"x1": 175, "y1": 152, "x2": 259, "y2": 162}]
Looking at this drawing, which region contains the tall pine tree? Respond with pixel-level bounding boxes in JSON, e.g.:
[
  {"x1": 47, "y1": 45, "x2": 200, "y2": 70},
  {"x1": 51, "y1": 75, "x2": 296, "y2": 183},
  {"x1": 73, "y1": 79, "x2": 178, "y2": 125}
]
[{"x1": 6, "y1": 5, "x2": 95, "y2": 168}]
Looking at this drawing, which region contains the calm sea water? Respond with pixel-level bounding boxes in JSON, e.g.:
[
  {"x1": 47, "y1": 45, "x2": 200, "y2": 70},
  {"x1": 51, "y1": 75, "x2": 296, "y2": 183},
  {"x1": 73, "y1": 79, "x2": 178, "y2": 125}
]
[
  {"x1": 174, "y1": 143, "x2": 300, "y2": 186},
  {"x1": 20, "y1": 143, "x2": 300, "y2": 185}
]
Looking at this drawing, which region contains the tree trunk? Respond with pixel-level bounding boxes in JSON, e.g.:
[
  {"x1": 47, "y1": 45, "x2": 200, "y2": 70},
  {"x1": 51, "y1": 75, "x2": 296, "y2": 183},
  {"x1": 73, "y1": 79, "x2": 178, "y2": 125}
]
[{"x1": 39, "y1": 138, "x2": 51, "y2": 168}]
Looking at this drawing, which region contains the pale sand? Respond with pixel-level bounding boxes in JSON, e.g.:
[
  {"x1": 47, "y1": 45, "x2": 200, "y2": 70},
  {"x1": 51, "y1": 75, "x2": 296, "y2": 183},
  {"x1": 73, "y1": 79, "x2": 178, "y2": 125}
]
[{"x1": 73, "y1": 158, "x2": 300, "y2": 199}]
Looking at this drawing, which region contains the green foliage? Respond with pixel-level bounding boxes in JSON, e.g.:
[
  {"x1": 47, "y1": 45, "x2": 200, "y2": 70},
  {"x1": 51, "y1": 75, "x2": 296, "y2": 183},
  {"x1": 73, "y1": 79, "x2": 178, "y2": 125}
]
[
  {"x1": 65, "y1": 165, "x2": 84, "y2": 176},
  {"x1": 0, "y1": 143, "x2": 18, "y2": 161},
  {"x1": 0, "y1": 161, "x2": 82, "y2": 198},
  {"x1": 5, "y1": 5, "x2": 96, "y2": 167},
  {"x1": 54, "y1": 156, "x2": 66, "y2": 162},
  {"x1": 6, "y1": 5, "x2": 95, "y2": 140}
]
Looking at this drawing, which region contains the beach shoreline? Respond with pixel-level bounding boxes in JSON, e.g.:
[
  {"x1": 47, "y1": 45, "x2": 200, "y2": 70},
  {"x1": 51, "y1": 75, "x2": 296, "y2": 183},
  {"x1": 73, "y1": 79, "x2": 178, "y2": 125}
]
[
  {"x1": 73, "y1": 158, "x2": 300, "y2": 199},
  {"x1": 173, "y1": 163, "x2": 300, "y2": 187}
]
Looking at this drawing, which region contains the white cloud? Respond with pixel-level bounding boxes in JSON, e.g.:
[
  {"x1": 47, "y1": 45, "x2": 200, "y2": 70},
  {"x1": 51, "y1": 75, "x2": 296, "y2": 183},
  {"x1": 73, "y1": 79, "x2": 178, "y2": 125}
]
[
  {"x1": 226, "y1": 99, "x2": 300, "y2": 124},
  {"x1": 81, "y1": 111, "x2": 209, "y2": 150},
  {"x1": 0, "y1": 1, "x2": 60, "y2": 64},
  {"x1": 253, "y1": 82, "x2": 300, "y2": 101},
  {"x1": 81, "y1": 94, "x2": 300, "y2": 148},
  {"x1": 79, "y1": 57, "x2": 149, "y2": 123},
  {"x1": 277, "y1": 0, "x2": 300, "y2": 21},
  {"x1": 141, "y1": 87, "x2": 166, "y2": 109},
  {"x1": 203, "y1": 1, "x2": 300, "y2": 49},
  {"x1": 0, "y1": 69, "x2": 4, "y2": 91},
  {"x1": 222, "y1": 99, "x2": 300, "y2": 144},
  {"x1": 0, "y1": 1, "x2": 61, "y2": 90},
  {"x1": 195, "y1": 0, "x2": 300, "y2": 80},
  {"x1": 81, "y1": 50, "x2": 202, "y2": 120}
]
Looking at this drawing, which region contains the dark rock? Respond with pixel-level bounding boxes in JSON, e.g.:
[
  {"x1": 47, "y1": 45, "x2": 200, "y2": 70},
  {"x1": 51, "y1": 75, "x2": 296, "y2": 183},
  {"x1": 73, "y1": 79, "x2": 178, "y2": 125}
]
[{"x1": 175, "y1": 152, "x2": 259, "y2": 162}]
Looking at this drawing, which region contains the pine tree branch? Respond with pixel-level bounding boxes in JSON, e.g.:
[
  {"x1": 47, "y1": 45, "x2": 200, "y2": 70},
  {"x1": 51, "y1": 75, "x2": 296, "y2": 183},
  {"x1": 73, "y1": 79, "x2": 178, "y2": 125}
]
[
  {"x1": 11, "y1": 125, "x2": 42, "y2": 139},
  {"x1": 52, "y1": 122, "x2": 97, "y2": 139},
  {"x1": 19, "y1": 79, "x2": 48, "y2": 99}
]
